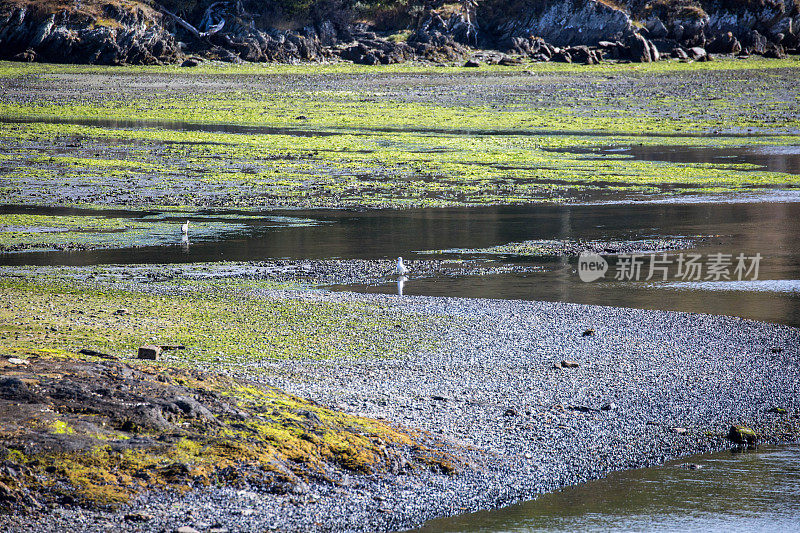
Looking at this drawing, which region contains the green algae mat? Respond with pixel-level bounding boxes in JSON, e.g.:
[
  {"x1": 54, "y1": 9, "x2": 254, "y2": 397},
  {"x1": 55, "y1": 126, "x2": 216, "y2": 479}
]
[
  {"x1": 0, "y1": 277, "x2": 443, "y2": 363},
  {"x1": 0, "y1": 58, "x2": 799, "y2": 212}
]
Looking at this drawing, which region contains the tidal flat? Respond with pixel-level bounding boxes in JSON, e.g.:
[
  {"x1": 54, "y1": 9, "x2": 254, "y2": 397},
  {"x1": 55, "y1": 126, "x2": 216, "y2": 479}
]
[
  {"x1": 1, "y1": 58, "x2": 800, "y2": 531},
  {"x1": 1, "y1": 58, "x2": 799, "y2": 211}
]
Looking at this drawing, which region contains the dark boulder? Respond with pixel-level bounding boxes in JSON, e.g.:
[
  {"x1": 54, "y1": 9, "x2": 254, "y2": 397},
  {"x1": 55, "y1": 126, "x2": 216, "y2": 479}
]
[
  {"x1": 597, "y1": 40, "x2": 624, "y2": 59},
  {"x1": 11, "y1": 48, "x2": 36, "y2": 62},
  {"x1": 339, "y1": 39, "x2": 409, "y2": 65},
  {"x1": 781, "y1": 31, "x2": 799, "y2": 50},
  {"x1": 728, "y1": 425, "x2": 757, "y2": 445},
  {"x1": 706, "y1": 32, "x2": 741, "y2": 54},
  {"x1": 137, "y1": 345, "x2": 161, "y2": 361},
  {"x1": 625, "y1": 33, "x2": 654, "y2": 62},
  {"x1": 651, "y1": 39, "x2": 681, "y2": 54},
  {"x1": 498, "y1": 36, "x2": 532, "y2": 54},
  {"x1": 565, "y1": 45, "x2": 601, "y2": 64},
  {"x1": 744, "y1": 30, "x2": 768, "y2": 55},
  {"x1": 763, "y1": 43, "x2": 786, "y2": 58},
  {"x1": 687, "y1": 46, "x2": 708, "y2": 60},
  {"x1": 671, "y1": 47, "x2": 690, "y2": 60},
  {"x1": 551, "y1": 49, "x2": 572, "y2": 63},
  {"x1": 498, "y1": 55, "x2": 523, "y2": 65}
]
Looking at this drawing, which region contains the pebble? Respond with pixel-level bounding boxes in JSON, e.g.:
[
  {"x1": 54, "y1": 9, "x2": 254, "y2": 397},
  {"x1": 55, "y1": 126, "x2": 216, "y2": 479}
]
[{"x1": 124, "y1": 512, "x2": 154, "y2": 522}]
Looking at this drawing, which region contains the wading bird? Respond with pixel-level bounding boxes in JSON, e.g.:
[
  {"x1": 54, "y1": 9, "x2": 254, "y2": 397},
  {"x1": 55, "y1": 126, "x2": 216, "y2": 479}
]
[
  {"x1": 396, "y1": 257, "x2": 408, "y2": 276},
  {"x1": 181, "y1": 220, "x2": 189, "y2": 234}
]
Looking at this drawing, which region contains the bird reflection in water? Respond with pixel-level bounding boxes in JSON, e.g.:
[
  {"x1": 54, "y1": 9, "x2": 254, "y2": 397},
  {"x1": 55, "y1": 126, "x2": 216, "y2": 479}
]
[
  {"x1": 181, "y1": 233, "x2": 190, "y2": 254},
  {"x1": 397, "y1": 275, "x2": 408, "y2": 296}
]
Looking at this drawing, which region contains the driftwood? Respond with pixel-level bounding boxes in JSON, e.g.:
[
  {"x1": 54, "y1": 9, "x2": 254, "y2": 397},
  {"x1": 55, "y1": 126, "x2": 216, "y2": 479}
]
[
  {"x1": 156, "y1": 2, "x2": 227, "y2": 40},
  {"x1": 198, "y1": 2, "x2": 228, "y2": 34}
]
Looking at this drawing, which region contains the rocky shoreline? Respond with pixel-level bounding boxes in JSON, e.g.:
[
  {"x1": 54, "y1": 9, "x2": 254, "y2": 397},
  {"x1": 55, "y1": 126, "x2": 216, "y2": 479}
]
[
  {"x1": 0, "y1": 0, "x2": 798, "y2": 66},
  {"x1": 1, "y1": 281, "x2": 798, "y2": 532}
]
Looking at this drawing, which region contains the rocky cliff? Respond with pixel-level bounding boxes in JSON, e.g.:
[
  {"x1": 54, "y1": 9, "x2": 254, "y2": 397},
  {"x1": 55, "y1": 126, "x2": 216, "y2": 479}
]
[
  {"x1": 480, "y1": 0, "x2": 634, "y2": 46},
  {"x1": 0, "y1": 0, "x2": 797, "y2": 65},
  {"x1": 0, "y1": 1, "x2": 182, "y2": 64},
  {"x1": 640, "y1": 0, "x2": 799, "y2": 53}
]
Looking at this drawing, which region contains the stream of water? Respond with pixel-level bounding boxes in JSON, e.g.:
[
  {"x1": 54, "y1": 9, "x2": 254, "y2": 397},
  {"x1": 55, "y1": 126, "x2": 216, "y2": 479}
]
[
  {"x1": 414, "y1": 446, "x2": 800, "y2": 533},
  {"x1": 4, "y1": 196, "x2": 799, "y2": 327}
]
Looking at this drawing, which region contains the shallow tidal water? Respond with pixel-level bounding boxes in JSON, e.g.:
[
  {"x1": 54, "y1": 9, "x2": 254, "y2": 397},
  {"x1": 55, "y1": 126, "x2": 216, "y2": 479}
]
[
  {"x1": 3, "y1": 195, "x2": 800, "y2": 327},
  {"x1": 552, "y1": 144, "x2": 800, "y2": 176},
  {"x1": 413, "y1": 446, "x2": 800, "y2": 533}
]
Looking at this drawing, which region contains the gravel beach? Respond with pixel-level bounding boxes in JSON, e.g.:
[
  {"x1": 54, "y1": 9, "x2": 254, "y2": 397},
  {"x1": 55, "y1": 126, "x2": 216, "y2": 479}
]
[{"x1": 2, "y1": 287, "x2": 798, "y2": 533}]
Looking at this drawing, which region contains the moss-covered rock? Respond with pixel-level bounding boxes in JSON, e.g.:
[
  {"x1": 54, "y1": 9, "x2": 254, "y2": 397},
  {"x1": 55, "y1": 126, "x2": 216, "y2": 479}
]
[
  {"x1": 727, "y1": 424, "x2": 757, "y2": 445},
  {"x1": 0, "y1": 353, "x2": 460, "y2": 511}
]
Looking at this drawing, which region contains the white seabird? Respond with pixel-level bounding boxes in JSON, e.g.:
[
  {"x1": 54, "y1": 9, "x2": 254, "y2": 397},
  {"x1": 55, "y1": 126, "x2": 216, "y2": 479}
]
[
  {"x1": 396, "y1": 257, "x2": 408, "y2": 276},
  {"x1": 181, "y1": 220, "x2": 189, "y2": 234}
]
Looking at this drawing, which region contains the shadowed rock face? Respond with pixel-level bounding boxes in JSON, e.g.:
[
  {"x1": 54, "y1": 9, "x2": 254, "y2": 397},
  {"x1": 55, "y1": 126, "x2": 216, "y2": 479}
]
[
  {"x1": 0, "y1": 3, "x2": 183, "y2": 65},
  {"x1": 640, "y1": 0, "x2": 800, "y2": 51},
  {"x1": 481, "y1": 0, "x2": 634, "y2": 46},
  {"x1": 0, "y1": 0, "x2": 796, "y2": 66}
]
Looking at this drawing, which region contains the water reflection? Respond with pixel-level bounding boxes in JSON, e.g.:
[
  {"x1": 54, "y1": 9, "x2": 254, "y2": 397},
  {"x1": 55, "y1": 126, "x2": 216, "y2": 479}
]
[
  {"x1": 606, "y1": 145, "x2": 800, "y2": 175},
  {"x1": 397, "y1": 275, "x2": 408, "y2": 296},
  {"x1": 0, "y1": 117, "x2": 339, "y2": 138},
  {"x1": 413, "y1": 446, "x2": 800, "y2": 533},
  {"x1": 550, "y1": 145, "x2": 800, "y2": 175},
  {"x1": 180, "y1": 234, "x2": 190, "y2": 254}
]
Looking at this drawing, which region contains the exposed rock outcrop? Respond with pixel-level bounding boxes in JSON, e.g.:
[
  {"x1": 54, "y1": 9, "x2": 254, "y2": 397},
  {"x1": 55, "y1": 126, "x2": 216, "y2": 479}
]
[
  {"x1": 640, "y1": 0, "x2": 800, "y2": 54},
  {"x1": 481, "y1": 0, "x2": 635, "y2": 46},
  {"x1": 642, "y1": 2, "x2": 710, "y2": 47},
  {"x1": 626, "y1": 31, "x2": 660, "y2": 61},
  {"x1": 0, "y1": 354, "x2": 460, "y2": 512},
  {"x1": 0, "y1": 0, "x2": 795, "y2": 66},
  {"x1": 706, "y1": 30, "x2": 742, "y2": 53},
  {"x1": 0, "y1": 2, "x2": 182, "y2": 64}
]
